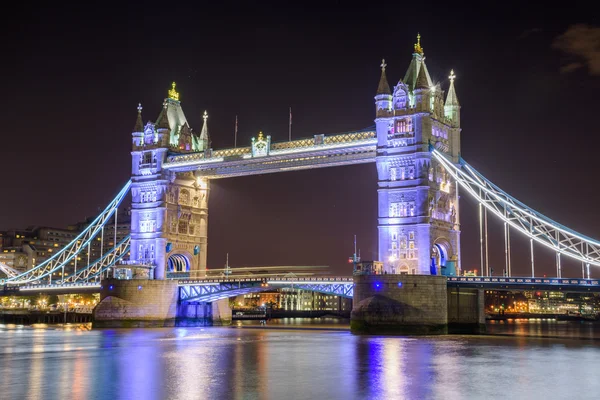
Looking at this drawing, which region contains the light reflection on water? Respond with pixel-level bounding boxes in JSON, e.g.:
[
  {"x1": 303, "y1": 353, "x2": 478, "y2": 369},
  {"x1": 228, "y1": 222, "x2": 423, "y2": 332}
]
[{"x1": 1, "y1": 321, "x2": 600, "y2": 400}]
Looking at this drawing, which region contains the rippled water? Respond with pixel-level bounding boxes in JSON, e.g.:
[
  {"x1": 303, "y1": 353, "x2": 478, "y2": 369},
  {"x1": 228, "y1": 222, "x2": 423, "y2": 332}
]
[{"x1": 1, "y1": 320, "x2": 600, "y2": 400}]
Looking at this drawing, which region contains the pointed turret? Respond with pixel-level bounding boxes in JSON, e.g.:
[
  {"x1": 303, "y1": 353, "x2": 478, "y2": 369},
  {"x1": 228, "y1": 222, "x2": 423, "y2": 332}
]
[
  {"x1": 403, "y1": 33, "x2": 433, "y2": 91},
  {"x1": 415, "y1": 61, "x2": 430, "y2": 90},
  {"x1": 133, "y1": 103, "x2": 144, "y2": 132},
  {"x1": 200, "y1": 111, "x2": 209, "y2": 141},
  {"x1": 374, "y1": 59, "x2": 393, "y2": 118},
  {"x1": 156, "y1": 101, "x2": 170, "y2": 130},
  {"x1": 376, "y1": 59, "x2": 391, "y2": 95},
  {"x1": 155, "y1": 83, "x2": 191, "y2": 148},
  {"x1": 194, "y1": 110, "x2": 210, "y2": 151},
  {"x1": 444, "y1": 70, "x2": 461, "y2": 127},
  {"x1": 445, "y1": 70, "x2": 460, "y2": 106}
]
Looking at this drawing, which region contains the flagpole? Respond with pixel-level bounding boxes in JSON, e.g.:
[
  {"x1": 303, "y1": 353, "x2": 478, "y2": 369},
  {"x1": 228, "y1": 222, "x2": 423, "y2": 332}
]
[
  {"x1": 234, "y1": 115, "x2": 238, "y2": 148},
  {"x1": 288, "y1": 107, "x2": 292, "y2": 141}
]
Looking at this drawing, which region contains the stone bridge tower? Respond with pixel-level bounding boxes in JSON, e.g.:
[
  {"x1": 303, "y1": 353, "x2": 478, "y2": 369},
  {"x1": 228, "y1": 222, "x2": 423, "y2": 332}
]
[
  {"x1": 375, "y1": 35, "x2": 462, "y2": 276},
  {"x1": 130, "y1": 83, "x2": 210, "y2": 279}
]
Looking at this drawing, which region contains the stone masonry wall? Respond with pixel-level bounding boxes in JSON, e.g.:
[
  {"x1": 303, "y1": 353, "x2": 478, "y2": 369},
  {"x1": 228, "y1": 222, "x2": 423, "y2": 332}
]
[
  {"x1": 351, "y1": 274, "x2": 448, "y2": 334},
  {"x1": 93, "y1": 279, "x2": 178, "y2": 328}
]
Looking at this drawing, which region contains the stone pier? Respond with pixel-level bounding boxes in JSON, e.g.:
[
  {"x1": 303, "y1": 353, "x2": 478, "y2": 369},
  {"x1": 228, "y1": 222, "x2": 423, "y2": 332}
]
[
  {"x1": 351, "y1": 275, "x2": 448, "y2": 334},
  {"x1": 93, "y1": 279, "x2": 179, "y2": 328},
  {"x1": 351, "y1": 274, "x2": 486, "y2": 335},
  {"x1": 93, "y1": 279, "x2": 232, "y2": 328}
]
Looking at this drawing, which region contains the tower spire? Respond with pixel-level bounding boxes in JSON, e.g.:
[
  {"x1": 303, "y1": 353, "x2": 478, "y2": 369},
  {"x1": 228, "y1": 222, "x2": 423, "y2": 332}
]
[
  {"x1": 445, "y1": 69, "x2": 461, "y2": 126},
  {"x1": 445, "y1": 70, "x2": 459, "y2": 106},
  {"x1": 168, "y1": 82, "x2": 180, "y2": 101},
  {"x1": 414, "y1": 33, "x2": 424, "y2": 55},
  {"x1": 156, "y1": 100, "x2": 170, "y2": 130},
  {"x1": 376, "y1": 58, "x2": 391, "y2": 95},
  {"x1": 415, "y1": 61, "x2": 429, "y2": 90},
  {"x1": 198, "y1": 110, "x2": 210, "y2": 151},
  {"x1": 133, "y1": 103, "x2": 144, "y2": 132}
]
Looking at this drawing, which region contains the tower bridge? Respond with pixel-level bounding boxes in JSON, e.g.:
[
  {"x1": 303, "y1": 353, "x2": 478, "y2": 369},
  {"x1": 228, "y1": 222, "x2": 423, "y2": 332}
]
[{"x1": 2, "y1": 35, "x2": 600, "y2": 333}]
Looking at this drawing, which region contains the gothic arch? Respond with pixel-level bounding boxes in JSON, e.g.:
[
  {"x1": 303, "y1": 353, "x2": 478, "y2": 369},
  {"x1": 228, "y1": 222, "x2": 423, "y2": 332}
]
[
  {"x1": 431, "y1": 237, "x2": 453, "y2": 275},
  {"x1": 167, "y1": 250, "x2": 193, "y2": 273}
]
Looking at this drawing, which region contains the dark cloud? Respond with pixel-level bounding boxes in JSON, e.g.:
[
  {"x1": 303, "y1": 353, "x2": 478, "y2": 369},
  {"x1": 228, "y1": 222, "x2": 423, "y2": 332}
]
[
  {"x1": 560, "y1": 62, "x2": 583, "y2": 73},
  {"x1": 553, "y1": 24, "x2": 600, "y2": 75},
  {"x1": 519, "y1": 28, "x2": 542, "y2": 38}
]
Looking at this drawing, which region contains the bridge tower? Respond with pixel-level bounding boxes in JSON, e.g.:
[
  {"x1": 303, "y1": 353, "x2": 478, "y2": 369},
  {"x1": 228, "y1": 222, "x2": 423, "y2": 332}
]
[
  {"x1": 130, "y1": 83, "x2": 210, "y2": 279},
  {"x1": 375, "y1": 35, "x2": 462, "y2": 276}
]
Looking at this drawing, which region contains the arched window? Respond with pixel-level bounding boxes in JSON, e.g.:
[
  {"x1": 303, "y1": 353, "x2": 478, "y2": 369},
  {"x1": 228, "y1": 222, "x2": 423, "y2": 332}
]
[
  {"x1": 178, "y1": 220, "x2": 188, "y2": 234},
  {"x1": 179, "y1": 189, "x2": 190, "y2": 205}
]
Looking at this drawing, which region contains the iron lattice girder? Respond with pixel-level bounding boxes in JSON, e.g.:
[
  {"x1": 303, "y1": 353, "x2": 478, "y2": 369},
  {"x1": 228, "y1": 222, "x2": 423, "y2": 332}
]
[
  {"x1": 288, "y1": 283, "x2": 354, "y2": 298},
  {"x1": 0, "y1": 262, "x2": 20, "y2": 278},
  {"x1": 448, "y1": 276, "x2": 600, "y2": 292},
  {"x1": 2, "y1": 181, "x2": 132, "y2": 284},
  {"x1": 179, "y1": 281, "x2": 263, "y2": 302},
  {"x1": 432, "y1": 150, "x2": 600, "y2": 267},
  {"x1": 178, "y1": 277, "x2": 355, "y2": 302},
  {"x1": 61, "y1": 236, "x2": 131, "y2": 283}
]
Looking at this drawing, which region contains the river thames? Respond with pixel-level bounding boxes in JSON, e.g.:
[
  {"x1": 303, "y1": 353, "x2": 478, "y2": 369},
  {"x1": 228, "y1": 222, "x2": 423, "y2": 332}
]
[{"x1": 1, "y1": 320, "x2": 599, "y2": 400}]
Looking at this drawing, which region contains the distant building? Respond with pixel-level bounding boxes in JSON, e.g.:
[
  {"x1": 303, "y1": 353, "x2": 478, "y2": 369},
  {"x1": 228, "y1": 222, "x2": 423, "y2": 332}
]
[{"x1": 235, "y1": 288, "x2": 352, "y2": 312}]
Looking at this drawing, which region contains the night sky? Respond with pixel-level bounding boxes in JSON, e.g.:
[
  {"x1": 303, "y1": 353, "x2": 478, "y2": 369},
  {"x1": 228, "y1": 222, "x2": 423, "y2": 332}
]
[{"x1": 1, "y1": 2, "x2": 599, "y2": 277}]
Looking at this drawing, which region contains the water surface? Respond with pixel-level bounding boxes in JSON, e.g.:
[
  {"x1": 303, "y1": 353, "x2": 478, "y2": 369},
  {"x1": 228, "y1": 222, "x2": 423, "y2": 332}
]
[{"x1": 1, "y1": 321, "x2": 599, "y2": 400}]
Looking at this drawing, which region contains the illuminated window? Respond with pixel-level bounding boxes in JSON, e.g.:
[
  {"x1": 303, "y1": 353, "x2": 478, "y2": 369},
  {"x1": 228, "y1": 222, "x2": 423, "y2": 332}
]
[
  {"x1": 179, "y1": 190, "x2": 190, "y2": 205},
  {"x1": 178, "y1": 220, "x2": 188, "y2": 234}
]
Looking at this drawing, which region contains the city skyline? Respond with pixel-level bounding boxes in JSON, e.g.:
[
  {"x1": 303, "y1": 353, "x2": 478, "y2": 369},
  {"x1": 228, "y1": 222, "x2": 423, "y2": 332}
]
[{"x1": 1, "y1": 2, "x2": 599, "y2": 276}]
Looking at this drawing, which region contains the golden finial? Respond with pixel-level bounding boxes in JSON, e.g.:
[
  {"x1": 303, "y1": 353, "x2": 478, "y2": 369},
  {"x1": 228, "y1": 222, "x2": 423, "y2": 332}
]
[
  {"x1": 414, "y1": 33, "x2": 424, "y2": 55},
  {"x1": 258, "y1": 131, "x2": 264, "y2": 140},
  {"x1": 203, "y1": 110, "x2": 208, "y2": 122},
  {"x1": 168, "y1": 82, "x2": 180, "y2": 101},
  {"x1": 380, "y1": 58, "x2": 387, "y2": 71},
  {"x1": 449, "y1": 69, "x2": 456, "y2": 83}
]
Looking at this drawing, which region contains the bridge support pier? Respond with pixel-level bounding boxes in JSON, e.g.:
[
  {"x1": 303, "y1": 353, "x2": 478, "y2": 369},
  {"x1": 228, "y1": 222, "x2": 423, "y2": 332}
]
[
  {"x1": 447, "y1": 287, "x2": 486, "y2": 334},
  {"x1": 351, "y1": 275, "x2": 448, "y2": 335},
  {"x1": 351, "y1": 275, "x2": 486, "y2": 335},
  {"x1": 93, "y1": 279, "x2": 178, "y2": 328},
  {"x1": 176, "y1": 299, "x2": 232, "y2": 327}
]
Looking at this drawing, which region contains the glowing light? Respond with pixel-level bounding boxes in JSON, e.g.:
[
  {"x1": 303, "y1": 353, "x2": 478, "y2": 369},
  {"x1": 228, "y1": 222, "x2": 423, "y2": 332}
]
[
  {"x1": 397, "y1": 282, "x2": 403, "y2": 288},
  {"x1": 168, "y1": 82, "x2": 180, "y2": 101},
  {"x1": 196, "y1": 177, "x2": 207, "y2": 189},
  {"x1": 414, "y1": 33, "x2": 424, "y2": 54}
]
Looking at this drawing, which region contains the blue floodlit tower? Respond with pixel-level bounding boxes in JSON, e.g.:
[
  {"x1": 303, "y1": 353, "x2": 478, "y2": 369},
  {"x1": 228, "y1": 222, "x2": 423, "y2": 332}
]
[
  {"x1": 130, "y1": 83, "x2": 210, "y2": 279},
  {"x1": 374, "y1": 34, "x2": 462, "y2": 275}
]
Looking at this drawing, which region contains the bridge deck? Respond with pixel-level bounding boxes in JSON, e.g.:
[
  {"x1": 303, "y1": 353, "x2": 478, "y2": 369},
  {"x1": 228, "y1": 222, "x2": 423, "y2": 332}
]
[
  {"x1": 163, "y1": 131, "x2": 377, "y2": 178},
  {"x1": 4, "y1": 276, "x2": 599, "y2": 297}
]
